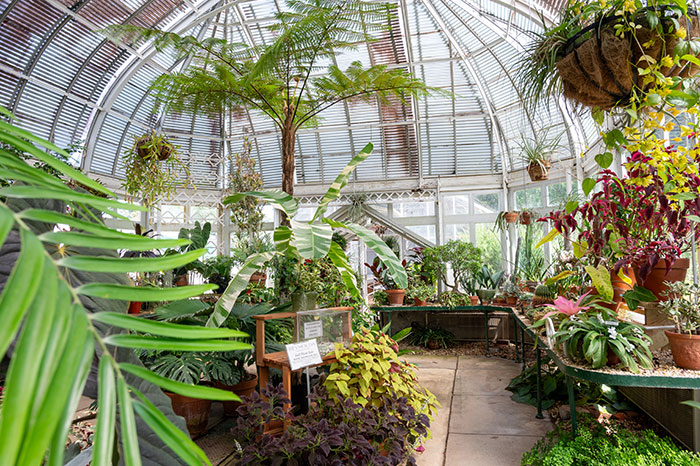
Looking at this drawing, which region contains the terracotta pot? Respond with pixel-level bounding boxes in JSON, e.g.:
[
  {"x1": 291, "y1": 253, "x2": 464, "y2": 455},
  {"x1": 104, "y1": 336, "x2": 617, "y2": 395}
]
[
  {"x1": 469, "y1": 295, "x2": 479, "y2": 305},
  {"x1": 413, "y1": 297, "x2": 427, "y2": 306},
  {"x1": 504, "y1": 211, "x2": 518, "y2": 224},
  {"x1": 634, "y1": 258, "x2": 690, "y2": 301},
  {"x1": 128, "y1": 301, "x2": 141, "y2": 315},
  {"x1": 506, "y1": 296, "x2": 518, "y2": 305},
  {"x1": 494, "y1": 296, "x2": 505, "y2": 304},
  {"x1": 214, "y1": 375, "x2": 258, "y2": 417},
  {"x1": 527, "y1": 161, "x2": 550, "y2": 181},
  {"x1": 165, "y1": 391, "x2": 212, "y2": 437},
  {"x1": 606, "y1": 348, "x2": 621, "y2": 366},
  {"x1": 386, "y1": 289, "x2": 405, "y2": 306},
  {"x1": 519, "y1": 211, "x2": 533, "y2": 225},
  {"x1": 665, "y1": 330, "x2": 700, "y2": 370},
  {"x1": 174, "y1": 275, "x2": 189, "y2": 287},
  {"x1": 249, "y1": 272, "x2": 267, "y2": 285},
  {"x1": 604, "y1": 268, "x2": 635, "y2": 319},
  {"x1": 427, "y1": 340, "x2": 440, "y2": 350}
]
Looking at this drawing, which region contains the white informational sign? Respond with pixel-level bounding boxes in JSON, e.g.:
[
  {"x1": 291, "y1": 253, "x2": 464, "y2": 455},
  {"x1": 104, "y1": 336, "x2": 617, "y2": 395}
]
[
  {"x1": 285, "y1": 339, "x2": 323, "y2": 371},
  {"x1": 303, "y1": 320, "x2": 323, "y2": 339}
]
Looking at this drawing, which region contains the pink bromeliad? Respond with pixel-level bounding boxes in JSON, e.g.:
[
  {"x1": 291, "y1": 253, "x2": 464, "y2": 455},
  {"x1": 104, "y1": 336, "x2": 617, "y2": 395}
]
[{"x1": 543, "y1": 291, "x2": 590, "y2": 319}]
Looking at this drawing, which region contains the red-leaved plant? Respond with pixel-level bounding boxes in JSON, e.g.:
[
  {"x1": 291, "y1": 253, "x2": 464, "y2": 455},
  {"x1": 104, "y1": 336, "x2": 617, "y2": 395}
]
[{"x1": 543, "y1": 148, "x2": 700, "y2": 281}]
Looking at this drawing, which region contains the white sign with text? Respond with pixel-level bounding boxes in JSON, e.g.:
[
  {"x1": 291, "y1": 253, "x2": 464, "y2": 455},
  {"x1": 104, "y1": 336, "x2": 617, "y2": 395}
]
[
  {"x1": 285, "y1": 338, "x2": 323, "y2": 371},
  {"x1": 303, "y1": 320, "x2": 323, "y2": 339}
]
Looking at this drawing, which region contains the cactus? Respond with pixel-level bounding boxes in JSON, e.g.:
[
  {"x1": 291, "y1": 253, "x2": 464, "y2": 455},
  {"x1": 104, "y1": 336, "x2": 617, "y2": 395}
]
[{"x1": 533, "y1": 284, "x2": 555, "y2": 304}]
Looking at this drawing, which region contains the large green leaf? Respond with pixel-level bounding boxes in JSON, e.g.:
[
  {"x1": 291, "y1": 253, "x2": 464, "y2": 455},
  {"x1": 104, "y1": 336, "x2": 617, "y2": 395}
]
[
  {"x1": 0, "y1": 185, "x2": 144, "y2": 212},
  {"x1": 0, "y1": 258, "x2": 57, "y2": 465},
  {"x1": 273, "y1": 225, "x2": 295, "y2": 256},
  {"x1": 312, "y1": 142, "x2": 373, "y2": 221},
  {"x1": 91, "y1": 312, "x2": 247, "y2": 339},
  {"x1": 120, "y1": 363, "x2": 239, "y2": 401},
  {"x1": 40, "y1": 231, "x2": 189, "y2": 251},
  {"x1": 92, "y1": 357, "x2": 117, "y2": 466},
  {"x1": 327, "y1": 241, "x2": 361, "y2": 300},
  {"x1": 77, "y1": 283, "x2": 216, "y2": 301},
  {"x1": 131, "y1": 388, "x2": 211, "y2": 466},
  {"x1": 117, "y1": 378, "x2": 141, "y2": 466},
  {"x1": 207, "y1": 251, "x2": 277, "y2": 327},
  {"x1": 324, "y1": 219, "x2": 408, "y2": 289},
  {"x1": 19, "y1": 209, "x2": 136, "y2": 238},
  {"x1": 223, "y1": 190, "x2": 298, "y2": 219},
  {"x1": 103, "y1": 334, "x2": 251, "y2": 352},
  {"x1": 0, "y1": 226, "x2": 45, "y2": 361},
  {"x1": 59, "y1": 248, "x2": 207, "y2": 273},
  {"x1": 291, "y1": 220, "x2": 333, "y2": 259}
]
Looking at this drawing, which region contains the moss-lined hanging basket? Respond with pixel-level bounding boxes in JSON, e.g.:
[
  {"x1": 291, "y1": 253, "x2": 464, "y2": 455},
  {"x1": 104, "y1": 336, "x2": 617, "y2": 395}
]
[{"x1": 556, "y1": 9, "x2": 700, "y2": 110}]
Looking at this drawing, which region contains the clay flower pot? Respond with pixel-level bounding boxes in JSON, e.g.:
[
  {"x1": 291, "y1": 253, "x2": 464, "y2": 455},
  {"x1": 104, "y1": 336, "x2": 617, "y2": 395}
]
[
  {"x1": 214, "y1": 374, "x2": 258, "y2": 417},
  {"x1": 519, "y1": 211, "x2": 533, "y2": 225},
  {"x1": 634, "y1": 258, "x2": 690, "y2": 301},
  {"x1": 128, "y1": 301, "x2": 141, "y2": 315},
  {"x1": 469, "y1": 295, "x2": 479, "y2": 305},
  {"x1": 386, "y1": 289, "x2": 405, "y2": 306},
  {"x1": 249, "y1": 271, "x2": 267, "y2": 285},
  {"x1": 165, "y1": 391, "x2": 212, "y2": 437},
  {"x1": 506, "y1": 296, "x2": 518, "y2": 305},
  {"x1": 174, "y1": 275, "x2": 189, "y2": 287},
  {"x1": 413, "y1": 297, "x2": 427, "y2": 306},
  {"x1": 427, "y1": 340, "x2": 440, "y2": 350},
  {"x1": 504, "y1": 211, "x2": 519, "y2": 223},
  {"x1": 665, "y1": 330, "x2": 700, "y2": 370}
]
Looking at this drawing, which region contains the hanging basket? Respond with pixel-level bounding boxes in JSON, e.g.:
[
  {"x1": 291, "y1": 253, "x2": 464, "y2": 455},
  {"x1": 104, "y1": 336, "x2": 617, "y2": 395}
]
[
  {"x1": 556, "y1": 8, "x2": 700, "y2": 110},
  {"x1": 504, "y1": 211, "x2": 519, "y2": 223},
  {"x1": 135, "y1": 134, "x2": 174, "y2": 161},
  {"x1": 527, "y1": 161, "x2": 550, "y2": 181}
]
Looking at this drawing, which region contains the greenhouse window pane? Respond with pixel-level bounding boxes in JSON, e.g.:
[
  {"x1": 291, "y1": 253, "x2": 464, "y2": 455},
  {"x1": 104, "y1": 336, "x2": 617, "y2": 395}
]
[
  {"x1": 547, "y1": 183, "x2": 567, "y2": 207},
  {"x1": 191, "y1": 206, "x2": 218, "y2": 222},
  {"x1": 393, "y1": 201, "x2": 434, "y2": 218},
  {"x1": 515, "y1": 187, "x2": 542, "y2": 209},
  {"x1": 443, "y1": 194, "x2": 469, "y2": 215},
  {"x1": 405, "y1": 225, "x2": 436, "y2": 244},
  {"x1": 475, "y1": 224, "x2": 502, "y2": 272},
  {"x1": 474, "y1": 193, "x2": 500, "y2": 213},
  {"x1": 444, "y1": 223, "x2": 469, "y2": 242},
  {"x1": 158, "y1": 205, "x2": 185, "y2": 224}
]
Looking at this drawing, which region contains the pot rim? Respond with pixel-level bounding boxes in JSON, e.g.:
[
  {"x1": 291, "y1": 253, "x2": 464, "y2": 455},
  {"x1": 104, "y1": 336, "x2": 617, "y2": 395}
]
[{"x1": 665, "y1": 329, "x2": 700, "y2": 339}]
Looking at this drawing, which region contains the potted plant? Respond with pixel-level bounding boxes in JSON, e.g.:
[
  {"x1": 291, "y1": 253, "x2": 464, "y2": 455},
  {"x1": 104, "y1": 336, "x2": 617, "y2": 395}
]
[
  {"x1": 406, "y1": 281, "x2": 434, "y2": 306},
  {"x1": 543, "y1": 144, "x2": 700, "y2": 300},
  {"x1": 164, "y1": 221, "x2": 211, "y2": 286},
  {"x1": 410, "y1": 325, "x2": 455, "y2": 349},
  {"x1": 459, "y1": 275, "x2": 480, "y2": 305},
  {"x1": 423, "y1": 240, "x2": 482, "y2": 293},
  {"x1": 209, "y1": 351, "x2": 258, "y2": 416},
  {"x1": 366, "y1": 256, "x2": 408, "y2": 306},
  {"x1": 659, "y1": 281, "x2": 700, "y2": 369},
  {"x1": 519, "y1": 209, "x2": 534, "y2": 226},
  {"x1": 474, "y1": 265, "x2": 504, "y2": 304},
  {"x1": 292, "y1": 259, "x2": 323, "y2": 311},
  {"x1": 553, "y1": 309, "x2": 653, "y2": 373},
  {"x1": 502, "y1": 279, "x2": 522, "y2": 305},
  {"x1": 148, "y1": 352, "x2": 213, "y2": 437},
  {"x1": 495, "y1": 211, "x2": 519, "y2": 231},
  {"x1": 518, "y1": 0, "x2": 699, "y2": 112},
  {"x1": 517, "y1": 133, "x2": 560, "y2": 182},
  {"x1": 122, "y1": 131, "x2": 191, "y2": 209},
  {"x1": 200, "y1": 255, "x2": 236, "y2": 293}
]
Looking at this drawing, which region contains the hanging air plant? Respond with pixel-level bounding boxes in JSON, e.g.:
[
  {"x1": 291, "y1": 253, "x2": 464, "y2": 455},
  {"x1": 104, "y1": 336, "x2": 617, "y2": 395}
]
[
  {"x1": 518, "y1": 132, "x2": 561, "y2": 182},
  {"x1": 122, "y1": 131, "x2": 192, "y2": 209}
]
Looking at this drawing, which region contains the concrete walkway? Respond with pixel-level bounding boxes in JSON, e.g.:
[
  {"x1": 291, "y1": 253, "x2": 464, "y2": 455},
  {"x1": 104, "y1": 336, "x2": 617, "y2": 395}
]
[{"x1": 408, "y1": 355, "x2": 553, "y2": 466}]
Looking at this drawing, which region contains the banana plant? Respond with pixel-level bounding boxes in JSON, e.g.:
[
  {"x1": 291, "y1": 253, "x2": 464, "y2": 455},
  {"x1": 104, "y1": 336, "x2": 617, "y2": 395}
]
[
  {"x1": 0, "y1": 108, "x2": 250, "y2": 466},
  {"x1": 208, "y1": 142, "x2": 408, "y2": 327}
]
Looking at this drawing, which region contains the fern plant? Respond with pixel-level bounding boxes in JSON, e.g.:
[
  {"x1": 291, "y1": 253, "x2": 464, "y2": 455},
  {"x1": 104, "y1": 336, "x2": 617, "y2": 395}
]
[
  {"x1": 104, "y1": 0, "x2": 442, "y2": 196},
  {"x1": 0, "y1": 107, "x2": 250, "y2": 465}
]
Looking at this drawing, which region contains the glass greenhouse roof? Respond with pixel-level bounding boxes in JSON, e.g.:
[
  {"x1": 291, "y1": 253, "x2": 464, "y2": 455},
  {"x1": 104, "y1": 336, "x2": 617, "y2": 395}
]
[{"x1": 0, "y1": 0, "x2": 598, "y2": 191}]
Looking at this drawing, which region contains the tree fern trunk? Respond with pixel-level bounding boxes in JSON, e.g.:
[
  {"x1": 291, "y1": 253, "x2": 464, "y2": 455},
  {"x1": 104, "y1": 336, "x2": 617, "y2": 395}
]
[{"x1": 281, "y1": 123, "x2": 296, "y2": 197}]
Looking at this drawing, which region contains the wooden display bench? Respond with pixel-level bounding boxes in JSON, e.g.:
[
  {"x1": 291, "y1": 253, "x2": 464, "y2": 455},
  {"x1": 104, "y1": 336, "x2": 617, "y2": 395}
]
[{"x1": 253, "y1": 308, "x2": 352, "y2": 434}]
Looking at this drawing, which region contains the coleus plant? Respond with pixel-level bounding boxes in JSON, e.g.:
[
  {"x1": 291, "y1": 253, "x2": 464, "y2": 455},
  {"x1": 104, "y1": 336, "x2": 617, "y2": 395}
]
[
  {"x1": 207, "y1": 143, "x2": 408, "y2": 327},
  {"x1": 541, "y1": 135, "x2": 700, "y2": 282}
]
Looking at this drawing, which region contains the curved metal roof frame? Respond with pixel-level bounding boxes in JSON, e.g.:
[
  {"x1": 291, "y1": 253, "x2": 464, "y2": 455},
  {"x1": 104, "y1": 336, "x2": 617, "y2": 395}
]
[{"x1": 0, "y1": 0, "x2": 597, "y2": 194}]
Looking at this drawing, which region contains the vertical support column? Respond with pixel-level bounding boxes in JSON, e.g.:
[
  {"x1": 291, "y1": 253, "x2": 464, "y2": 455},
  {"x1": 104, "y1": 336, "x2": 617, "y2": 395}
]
[
  {"x1": 484, "y1": 310, "x2": 490, "y2": 357},
  {"x1": 520, "y1": 326, "x2": 526, "y2": 371},
  {"x1": 566, "y1": 375, "x2": 577, "y2": 436},
  {"x1": 513, "y1": 313, "x2": 520, "y2": 363},
  {"x1": 536, "y1": 348, "x2": 544, "y2": 419}
]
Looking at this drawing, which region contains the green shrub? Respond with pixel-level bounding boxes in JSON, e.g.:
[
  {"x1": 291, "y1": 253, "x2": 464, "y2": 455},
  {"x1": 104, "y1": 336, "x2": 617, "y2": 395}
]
[{"x1": 522, "y1": 416, "x2": 700, "y2": 466}]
